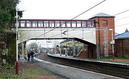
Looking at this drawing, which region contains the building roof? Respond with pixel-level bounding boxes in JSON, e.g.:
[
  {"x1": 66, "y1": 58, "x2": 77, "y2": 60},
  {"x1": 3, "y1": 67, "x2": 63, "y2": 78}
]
[
  {"x1": 60, "y1": 38, "x2": 96, "y2": 46},
  {"x1": 74, "y1": 38, "x2": 96, "y2": 46},
  {"x1": 115, "y1": 32, "x2": 129, "y2": 39},
  {"x1": 91, "y1": 13, "x2": 115, "y2": 18},
  {"x1": 95, "y1": 13, "x2": 111, "y2": 16}
]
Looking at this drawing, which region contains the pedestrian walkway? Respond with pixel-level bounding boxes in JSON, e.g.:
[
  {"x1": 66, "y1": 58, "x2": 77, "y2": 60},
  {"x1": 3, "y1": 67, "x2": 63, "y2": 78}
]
[
  {"x1": 19, "y1": 62, "x2": 65, "y2": 79},
  {"x1": 35, "y1": 58, "x2": 123, "y2": 79},
  {"x1": 18, "y1": 54, "x2": 65, "y2": 79}
]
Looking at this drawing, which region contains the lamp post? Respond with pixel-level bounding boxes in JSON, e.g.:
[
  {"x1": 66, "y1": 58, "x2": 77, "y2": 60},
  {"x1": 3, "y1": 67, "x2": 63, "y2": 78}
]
[
  {"x1": 109, "y1": 29, "x2": 115, "y2": 60},
  {"x1": 16, "y1": 9, "x2": 19, "y2": 74}
]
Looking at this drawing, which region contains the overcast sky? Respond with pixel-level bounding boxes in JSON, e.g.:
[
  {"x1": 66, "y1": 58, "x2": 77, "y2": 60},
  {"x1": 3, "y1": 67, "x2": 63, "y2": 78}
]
[
  {"x1": 18, "y1": 0, "x2": 129, "y2": 33},
  {"x1": 26, "y1": 40, "x2": 64, "y2": 48}
]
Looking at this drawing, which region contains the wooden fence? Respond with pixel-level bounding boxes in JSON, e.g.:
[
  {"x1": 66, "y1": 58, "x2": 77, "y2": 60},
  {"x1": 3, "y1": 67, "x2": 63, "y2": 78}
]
[{"x1": 115, "y1": 38, "x2": 129, "y2": 58}]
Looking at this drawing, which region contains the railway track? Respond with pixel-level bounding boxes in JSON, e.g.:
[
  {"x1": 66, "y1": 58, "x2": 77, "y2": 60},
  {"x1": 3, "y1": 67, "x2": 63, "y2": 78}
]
[{"x1": 36, "y1": 52, "x2": 129, "y2": 79}]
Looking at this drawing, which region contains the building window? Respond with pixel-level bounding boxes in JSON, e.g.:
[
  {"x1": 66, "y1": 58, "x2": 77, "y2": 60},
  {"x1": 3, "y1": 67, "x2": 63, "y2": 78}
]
[{"x1": 102, "y1": 20, "x2": 108, "y2": 26}]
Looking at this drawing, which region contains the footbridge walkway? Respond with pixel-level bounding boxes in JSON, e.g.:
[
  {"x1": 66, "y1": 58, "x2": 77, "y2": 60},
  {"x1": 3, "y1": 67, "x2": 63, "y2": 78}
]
[{"x1": 15, "y1": 19, "x2": 96, "y2": 44}]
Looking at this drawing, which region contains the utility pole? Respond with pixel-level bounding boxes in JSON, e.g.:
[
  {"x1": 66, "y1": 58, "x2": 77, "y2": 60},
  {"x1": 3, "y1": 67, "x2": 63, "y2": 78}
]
[{"x1": 109, "y1": 29, "x2": 115, "y2": 60}]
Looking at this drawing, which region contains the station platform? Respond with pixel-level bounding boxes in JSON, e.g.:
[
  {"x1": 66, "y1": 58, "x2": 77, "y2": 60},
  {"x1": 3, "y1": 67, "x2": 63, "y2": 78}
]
[
  {"x1": 47, "y1": 53, "x2": 129, "y2": 69},
  {"x1": 35, "y1": 57, "x2": 123, "y2": 79},
  {"x1": 19, "y1": 54, "x2": 27, "y2": 62}
]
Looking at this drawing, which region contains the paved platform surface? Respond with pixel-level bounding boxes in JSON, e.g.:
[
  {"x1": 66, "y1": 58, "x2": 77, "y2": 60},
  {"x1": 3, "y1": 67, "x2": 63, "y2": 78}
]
[
  {"x1": 47, "y1": 53, "x2": 129, "y2": 67},
  {"x1": 35, "y1": 58, "x2": 124, "y2": 79}
]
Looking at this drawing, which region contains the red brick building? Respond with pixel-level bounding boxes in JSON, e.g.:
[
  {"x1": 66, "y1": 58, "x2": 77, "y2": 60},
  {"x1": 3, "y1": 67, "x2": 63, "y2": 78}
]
[
  {"x1": 90, "y1": 13, "x2": 115, "y2": 58},
  {"x1": 115, "y1": 31, "x2": 129, "y2": 58}
]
